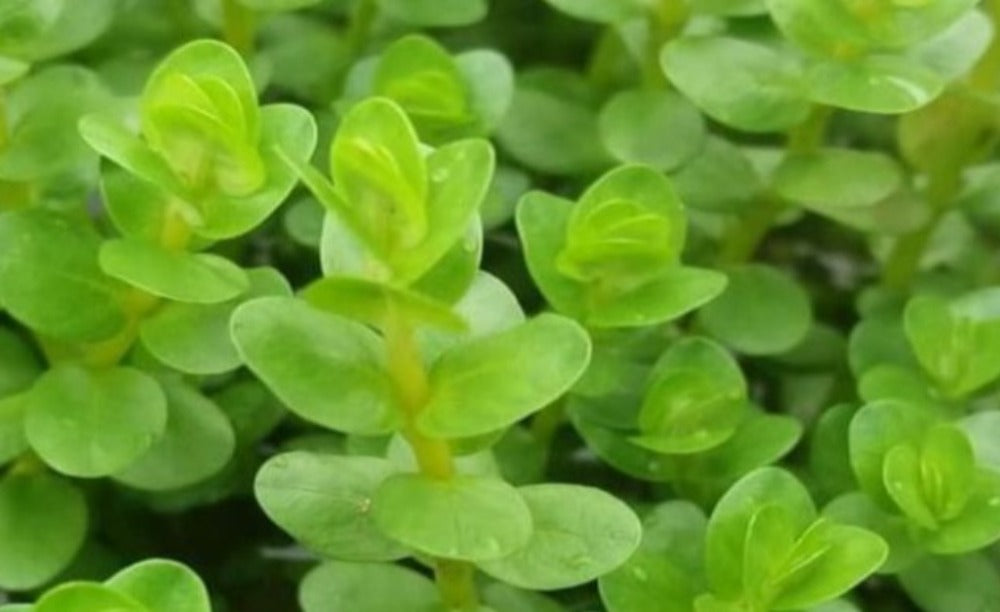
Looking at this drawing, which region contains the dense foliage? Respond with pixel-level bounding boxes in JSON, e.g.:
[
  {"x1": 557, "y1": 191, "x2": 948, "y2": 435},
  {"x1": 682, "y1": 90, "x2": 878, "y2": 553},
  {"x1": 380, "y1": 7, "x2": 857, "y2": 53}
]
[{"x1": 2, "y1": 0, "x2": 1000, "y2": 610}]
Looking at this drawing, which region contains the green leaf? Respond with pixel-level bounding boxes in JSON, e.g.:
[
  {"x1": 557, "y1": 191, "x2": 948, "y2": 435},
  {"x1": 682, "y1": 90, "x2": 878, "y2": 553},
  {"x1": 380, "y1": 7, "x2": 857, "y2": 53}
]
[
  {"x1": 662, "y1": 36, "x2": 810, "y2": 133},
  {"x1": 908, "y1": 10, "x2": 993, "y2": 81},
  {"x1": 482, "y1": 582, "x2": 565, "y2": 612},
  {"x1": 377, "y1": 0, "x2": 488, "y2": 26},
  {"x1": 113, "y1": 381, "x2": 236, "y2": 491},
  {"x1": 372, "y1": 473, "x2": 532, "y2": 561},
  {"x1": 254, "y1": 451, "x2": 407, "y2": 561},
  {"x1": 765, "y1": 0, "x2": 874, "y2": 57},
  {"x1": 373, "y1": 34, "x2": 471, "y2": 141},
  {"x1": 848, "y1": 399, "x2": 936, "y2": 508},
  {"x1": 328, "y1": 97, "x2": 428, "y2": 257},
  {"x1": 105, "y1": 559, "x2": 211, "y2": 612},
  {"x1": 231, "y1": 297, "x2": 399, "y2": 435},
  {"x1": 706, "y1": 468, "x2": 815, "y2": 599},
  {"x1": 497, "y1": 85, "x2": 611, "y2": 175},
  {"x1": 599, "y1": 501, "x2": 708, "y2": 612},
  {"x1": 24, "y1": 365, "x2": 168, "y2": 478},
  {"x1": 805, "y1": 56, "x2": 943, "y2": 114},
  {"x1": 671, "y1": 137, "x2": 761, "y2": 213},
  {"x1": 0, "y1": 66, "x2": 112, "y2": 182},
  {"x1": 899, "y1": 553, "x2": 1000, "y2": 612},
  {"x1": 139, "y1": 267, "x2": 291, "y2": 375},
  {"x1": 303, "y1": 276, "x2": 465, "y2": 332},
  {"x1": 0, "y1": 0, "x2": 115, "y2": 62},
  {"x1": 418, "y1": 314, "x2": 590, "y2": 438},
  {"x1": 299, "y1": 561, "x2": 438, "y2": 612},
  {"x1": 391, "y1": 138, "x2": 494, "y2": 284},
  {"x1": 823, "y1": 492, "x2": 922, "y2": 574},
  {"x1": 541, "y1": 0, "x2": 647, "y2": 22},
  {"x1": 598, "y1": 90, "x2": 706, "y2": 171},
  {"x1": 0, "y1": 394, "x2": 28, "y2": 466},
  {"x1": 925, "y1": 470, "x2": 1000, "y2": 554},
  {"x1": 768, "y1": 519, "x2": 887, "y2": 610},
  {"x1": 478, "y1": 484, "x2": 642, "y2": 590},
  {"x1": 585, "y1": 266, "x2": 727, "y2": 329},
  {"x1": 0, "y1": 473, "x2": 87, "y2": 591},
  {"x1": 516, "y1": 191, "x2": 588, "y2": 320},
  {"x1": 904, "y1": 292, "x2": 1000, "y2": 396},
  {"x1": 35, "y1": 584, "x2": 146, "y2": 612},
  {"x1": 0, "y1": 56, "x2": 28, "y2": 86},
  {"x1": 633, "y1": 338, "x2": 746, "y2": 454},
  {"x1": 697, "y1": 264, "x2": 812, "y2": 355},
  {"x1": 558, "y1": 165, "x2": 686, "y2": 285},
  {"x1": 79, "y1": 114, "x2": 187, "y2": 199},
  {"x1": 774, "y1": 149, "x2": 903, "y2": 210},
  {"x1": 0, "y1": 210, "x2": 125, "y2": 342},
  {"x1": 0, "y1": 327, "x2": 40, "y2": 398},
  {"x1": 197, "y1": 103, "x2": 318, "y2": 240},
  {"x1": 456, "y1": 50, "x2": 515, "y2": 133},
  {"x1": 99, "y1": 239, "x2": 249, "y2": 304}
]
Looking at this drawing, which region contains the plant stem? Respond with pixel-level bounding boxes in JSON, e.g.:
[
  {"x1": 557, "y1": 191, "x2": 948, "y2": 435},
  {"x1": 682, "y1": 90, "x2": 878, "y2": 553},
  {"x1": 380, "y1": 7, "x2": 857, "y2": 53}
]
[
  {"x1": 383, "y1": 307, "x2": 478, "y2": 611},
  {"x1": 345, "y1": 0, "x2": 377, "y2": 57},
  {"x1": 716, "y1": 105, "x2": 830, "y2": 265},
  {"x1": 80, "y1": 202, "x2": 193, "y2": 368},
  {"x1": 221, "y1": 0, "x2": 256, "y2": 58},
  {"x1": 0, "y1": 87, "x2": 8, "y2": 153},
  {"x1": 881, "y1": 166, "x2": 962, "y2": 290}
]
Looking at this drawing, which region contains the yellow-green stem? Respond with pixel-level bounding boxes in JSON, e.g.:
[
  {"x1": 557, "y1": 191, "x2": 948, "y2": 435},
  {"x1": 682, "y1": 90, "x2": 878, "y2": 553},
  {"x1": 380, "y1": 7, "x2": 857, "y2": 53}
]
[
  {"x1": 346, "y1": 0, "x2": 377, "y2": 57},
  {"x1": 80, "y1": 203, "x2": 193, "y2": 368},
  {"x1": 0, "y1": 87, "x2": 8, "y2": 153},
  {"x1": 221, "y1": 0, "x2": 256, "y2": 58},
  {"x1": 383, "y1": 308, "x2": 478, "y2": 610}
]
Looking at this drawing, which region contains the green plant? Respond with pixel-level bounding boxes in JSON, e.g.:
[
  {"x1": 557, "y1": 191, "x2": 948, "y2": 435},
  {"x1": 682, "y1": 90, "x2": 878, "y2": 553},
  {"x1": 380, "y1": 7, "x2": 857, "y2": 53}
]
[{"x1": 4, "y1": 0, "x2": 1000, "y2": 610}]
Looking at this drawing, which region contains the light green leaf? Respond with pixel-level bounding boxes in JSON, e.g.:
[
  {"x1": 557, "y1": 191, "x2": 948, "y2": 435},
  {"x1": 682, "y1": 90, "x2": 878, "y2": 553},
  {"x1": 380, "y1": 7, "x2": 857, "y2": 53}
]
[
  {"x1": 372, "y1": 473, "x2": 532, "y2": 561},
  {"x1": 697, "y1": 264, "x2": 812, "y2": 355},
  {"x1": 662, "y1": 36, "x2": 810, "y2": 133},
  {"x1": 542, "y1": 0, "x2": 647, "y2": 22},
  {"x1": 254, "y1": 451, "x2": 407, "y2": 561},
  {"x1": 35, "y1": 583, "x2": 146, "y2": 612},
  {"x1": 139, "y1": 267, "x2": 290, "y2": 375},
  {"x1": 418, "y1": 314, "x2": 590, "y2": 438},
  {"x1": 99, "y1": 239, "x2": 249, "y2": 304},
  {"x1": 479, "y1": 484, "x2": 641, "y2": 590},
  {"x1": 25, "y1": 365, "x2": 168, "y2": 478},
  {"x1": 457, "y1": 50, "x2": 515, "y2": 133},
  {"x1": 706, "y1": 468, "x2": 815, "y2": 599},
  {"x1": 231, "y1": 297, "x2": 398, "y2": 434},
  {"x1": 113, "y1": 382, "x2": 235, "y2": 491},
  {"x1": 497, "y1": 86, "x2": 611, "y2": 175},
  {"x1": 899, "y1": 552, "x2": 1000, "y2": 612},
  {"x1": 329, "y1": 97, "x2": 428, "y2": 257},
  {"x1": 516, "y1": 191, "x2": 587, "y2": 320},
  {"x1": 598, "y1": 90, "x2": 705, "y2": 171},
  {"x1": 634, "y1": 338, "x2": 746, "y2": 454},
  {"x1": 774, "y1": 149, "x2": 903, "y2": 210},
  {"x1": 299, "y1": 561, "x2": 438, "y2": 612},
  {"x1": 805, "y1": 56, "x2": 943, "y2": 114},
  {"x1": 0, "y1": 210, "x2": 125, "y2": 342},
  {"x1": 769, "y1": 519, "x2": 887, "y2": 610},
  {"x1": 105, "y1": 559, "x2": 210, "y2": 612},
  {"x1": 0, "y1": 473, "x2": 87, "y2": 591}
]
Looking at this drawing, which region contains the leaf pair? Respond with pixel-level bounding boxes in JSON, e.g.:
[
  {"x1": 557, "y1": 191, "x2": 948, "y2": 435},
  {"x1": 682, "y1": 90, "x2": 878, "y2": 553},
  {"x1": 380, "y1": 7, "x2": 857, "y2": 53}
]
[
  {"x1": 601, "y1": 469, "x2": 887, "y2": 611},
  {"x1": 518, "y1": 164, "x2": 725, "y2": 328},
  {"x1": 287, "y1": 97, "x2": 493, "y2": 291},
  {"x1": 231, "y1": 288, "x2": 590, "y2": 439},
  {"x1": 256, "y1": 451, "x2": 641, "y2": 595},
  {"x1": 80, "y1": 39, "x2": 317, "y2": 240},
  {"x1": 1, "y1": 559, "x2": 211, "y2": 612},
  {"x1": 849, "y1": 400, "x2": 1000, "y2": 553},
  {"x1": 342, "y1": 34, "x2": 514, "y2": 144}
]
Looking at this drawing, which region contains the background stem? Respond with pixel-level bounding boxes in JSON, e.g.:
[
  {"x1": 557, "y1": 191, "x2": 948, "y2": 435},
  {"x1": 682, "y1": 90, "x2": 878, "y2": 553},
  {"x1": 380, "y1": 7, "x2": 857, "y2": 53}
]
[{"x1": 221, "y1": 0, "x2": 256, "y2": 58}]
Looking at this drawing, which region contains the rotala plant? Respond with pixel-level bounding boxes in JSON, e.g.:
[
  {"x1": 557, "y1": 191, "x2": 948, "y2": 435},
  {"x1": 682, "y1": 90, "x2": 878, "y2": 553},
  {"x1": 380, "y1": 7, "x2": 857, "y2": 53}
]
[
  {"x1": 6, "y1": 0, "x2": 1000, "y2": 610},
  {"x1": 232, "y1": 97, "x2": 643, "y2": 610}
]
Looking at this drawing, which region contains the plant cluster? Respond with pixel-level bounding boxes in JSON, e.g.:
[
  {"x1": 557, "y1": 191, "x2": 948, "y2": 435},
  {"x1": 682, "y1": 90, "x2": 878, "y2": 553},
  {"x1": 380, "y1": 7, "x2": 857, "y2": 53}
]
[{"x1": 2, "y1": 0, "x2": 1000, "y2": 610}]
